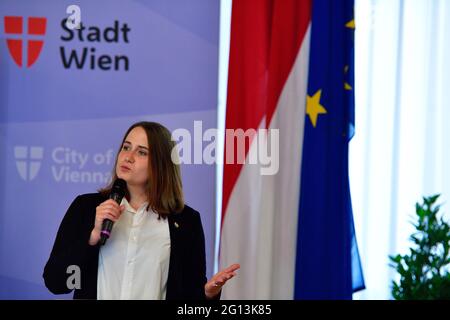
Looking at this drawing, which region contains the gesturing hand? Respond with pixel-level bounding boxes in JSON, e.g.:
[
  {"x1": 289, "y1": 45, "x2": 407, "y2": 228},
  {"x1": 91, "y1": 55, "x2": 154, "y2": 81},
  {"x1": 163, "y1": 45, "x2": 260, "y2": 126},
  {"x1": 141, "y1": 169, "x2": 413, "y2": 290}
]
[{"x1": 205, "y1": 263, "x2": 240, "y2": 299}]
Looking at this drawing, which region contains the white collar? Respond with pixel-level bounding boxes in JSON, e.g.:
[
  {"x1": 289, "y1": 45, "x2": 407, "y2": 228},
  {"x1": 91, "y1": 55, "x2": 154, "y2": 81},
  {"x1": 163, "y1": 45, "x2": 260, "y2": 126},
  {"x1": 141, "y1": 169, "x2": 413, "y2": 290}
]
[{"x1": 121, "y1": 197, "x2": 149, "y2": 214}]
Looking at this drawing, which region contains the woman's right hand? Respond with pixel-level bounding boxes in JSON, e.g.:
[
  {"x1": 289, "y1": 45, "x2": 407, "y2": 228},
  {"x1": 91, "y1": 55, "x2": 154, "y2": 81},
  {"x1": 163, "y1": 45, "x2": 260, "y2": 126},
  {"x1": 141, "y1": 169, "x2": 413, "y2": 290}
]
[{"x1": 89, "y1": 199, "x2": 125, "y2": 245}]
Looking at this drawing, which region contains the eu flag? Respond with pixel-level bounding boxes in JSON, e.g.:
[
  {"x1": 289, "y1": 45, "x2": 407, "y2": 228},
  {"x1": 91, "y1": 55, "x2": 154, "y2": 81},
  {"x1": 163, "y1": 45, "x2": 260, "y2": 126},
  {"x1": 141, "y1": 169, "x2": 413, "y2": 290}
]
[{"x1": 294, "y1": 0, "x2": 365, "y2": 299}]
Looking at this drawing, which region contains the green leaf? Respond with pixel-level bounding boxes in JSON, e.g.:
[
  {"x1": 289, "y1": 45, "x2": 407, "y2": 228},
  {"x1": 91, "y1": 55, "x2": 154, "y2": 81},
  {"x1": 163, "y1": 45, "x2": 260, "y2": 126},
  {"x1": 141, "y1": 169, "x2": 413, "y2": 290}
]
[{"x1": 390, "y1": 194, "x2": 450, "y2": 299}]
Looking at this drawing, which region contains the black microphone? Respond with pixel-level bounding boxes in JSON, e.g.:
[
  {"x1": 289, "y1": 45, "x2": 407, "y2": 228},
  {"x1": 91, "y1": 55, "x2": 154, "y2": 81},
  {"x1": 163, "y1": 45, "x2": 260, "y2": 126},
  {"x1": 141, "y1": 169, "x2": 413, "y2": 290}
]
[{"x1": 100, "y1": 178, "x2": 127, "y2": 245}]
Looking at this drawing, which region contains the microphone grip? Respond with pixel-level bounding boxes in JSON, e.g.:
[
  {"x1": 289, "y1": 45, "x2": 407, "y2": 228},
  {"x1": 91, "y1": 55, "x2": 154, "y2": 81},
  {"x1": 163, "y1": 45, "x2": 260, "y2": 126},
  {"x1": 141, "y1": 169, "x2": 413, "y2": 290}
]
[
  {"x1": 110, "y1": 193, "x2": 122, "y2": 204},
  {"x1": 100, "y1": 178, "x2": 126, "y2": 246},
  {"x1": 100, "y1": 219, "x2": 114, "y2": 245}
]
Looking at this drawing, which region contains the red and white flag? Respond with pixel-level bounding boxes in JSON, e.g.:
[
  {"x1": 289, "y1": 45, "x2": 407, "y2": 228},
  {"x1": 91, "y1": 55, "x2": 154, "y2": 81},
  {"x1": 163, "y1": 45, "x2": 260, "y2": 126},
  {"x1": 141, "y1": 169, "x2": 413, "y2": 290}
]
[{"x1": 219, "y1": 0, "x2": 311, "y2": 299}]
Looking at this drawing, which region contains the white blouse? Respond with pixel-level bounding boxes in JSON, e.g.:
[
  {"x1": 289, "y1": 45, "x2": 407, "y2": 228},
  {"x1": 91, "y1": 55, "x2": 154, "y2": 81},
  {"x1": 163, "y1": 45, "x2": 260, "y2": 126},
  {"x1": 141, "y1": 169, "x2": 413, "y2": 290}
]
[{"x1": 97, "y1": 198, "x2": 171, "y2": 300}]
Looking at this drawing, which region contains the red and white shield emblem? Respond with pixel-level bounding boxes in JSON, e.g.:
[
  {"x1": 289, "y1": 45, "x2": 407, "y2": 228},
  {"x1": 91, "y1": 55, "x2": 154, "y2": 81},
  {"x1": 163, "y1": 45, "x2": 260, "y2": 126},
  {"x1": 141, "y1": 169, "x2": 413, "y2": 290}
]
[{"x1": 4, "y1": 16, "x2": 46, "y2": 68}]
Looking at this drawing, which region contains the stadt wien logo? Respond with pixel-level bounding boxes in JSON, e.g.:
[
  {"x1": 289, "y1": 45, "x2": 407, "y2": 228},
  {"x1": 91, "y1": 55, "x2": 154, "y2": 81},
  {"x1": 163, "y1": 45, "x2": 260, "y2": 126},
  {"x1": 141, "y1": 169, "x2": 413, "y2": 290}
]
[
  {"x1": 4, "y1": 16, "x2": 47, "y2": 68},
  {"x1": 14, "y1": 146, "x2": 44, "y2": 181}
]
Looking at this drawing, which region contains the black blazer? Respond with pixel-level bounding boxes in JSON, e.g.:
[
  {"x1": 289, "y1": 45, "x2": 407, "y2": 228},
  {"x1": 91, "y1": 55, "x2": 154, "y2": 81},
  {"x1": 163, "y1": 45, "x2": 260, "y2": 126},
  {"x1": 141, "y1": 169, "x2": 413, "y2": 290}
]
[{"x1": 43, "y1": 193, "x2": 207, "y2": 300}]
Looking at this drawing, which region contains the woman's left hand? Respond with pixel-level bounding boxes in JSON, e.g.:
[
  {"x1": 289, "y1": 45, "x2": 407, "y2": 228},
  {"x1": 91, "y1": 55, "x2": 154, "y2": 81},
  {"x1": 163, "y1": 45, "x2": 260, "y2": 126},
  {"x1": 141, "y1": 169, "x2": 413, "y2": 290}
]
[{"x1": 205, "y1": 263, "x2": 240, "y2": 299}]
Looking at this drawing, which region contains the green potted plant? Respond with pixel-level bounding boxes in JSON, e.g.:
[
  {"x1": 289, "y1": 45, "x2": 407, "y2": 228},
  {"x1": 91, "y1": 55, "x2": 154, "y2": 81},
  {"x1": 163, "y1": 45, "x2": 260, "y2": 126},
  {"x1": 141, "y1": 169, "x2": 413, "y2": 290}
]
[{"x1": 389, "y1": 194, "x2": 450, "y2": 299}]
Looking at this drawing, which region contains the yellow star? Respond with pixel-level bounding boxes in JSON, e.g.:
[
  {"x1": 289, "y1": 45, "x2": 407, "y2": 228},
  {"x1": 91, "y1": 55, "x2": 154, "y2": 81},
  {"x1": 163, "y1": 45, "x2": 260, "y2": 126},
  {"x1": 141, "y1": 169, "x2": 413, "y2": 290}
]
[
  {"x1": 306, "y1": 89, "x2": 327, "y2": 127},
  {"x1": 344, "y1": 65, "x2": 352, "y2": 90},
  {"x1": 345, "y1": 19, "x2": 355, "y2": 29}
]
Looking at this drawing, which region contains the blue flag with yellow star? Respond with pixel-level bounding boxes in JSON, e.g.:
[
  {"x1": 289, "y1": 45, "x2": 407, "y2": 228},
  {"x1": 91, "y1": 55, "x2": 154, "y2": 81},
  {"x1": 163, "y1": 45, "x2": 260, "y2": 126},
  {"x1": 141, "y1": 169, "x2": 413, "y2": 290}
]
[{"x1": 294, "y1": 0, "x2": 365, "y2": 299}]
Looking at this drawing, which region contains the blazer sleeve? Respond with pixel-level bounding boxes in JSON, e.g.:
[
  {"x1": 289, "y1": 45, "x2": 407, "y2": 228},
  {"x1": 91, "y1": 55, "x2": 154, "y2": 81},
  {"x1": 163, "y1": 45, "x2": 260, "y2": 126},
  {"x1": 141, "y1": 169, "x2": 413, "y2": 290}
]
[
  {"x1": 43, "y1": 195, "x2": 99, "y2": 294},
  {"x1": 186, "y1": 210, "x2": 208, "y2": 299}
]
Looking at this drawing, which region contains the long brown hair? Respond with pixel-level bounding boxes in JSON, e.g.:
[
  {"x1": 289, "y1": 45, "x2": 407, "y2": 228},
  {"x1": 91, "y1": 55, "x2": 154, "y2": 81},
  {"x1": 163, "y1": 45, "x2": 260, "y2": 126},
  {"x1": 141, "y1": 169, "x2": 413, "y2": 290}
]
[{"x1": 99, "y1": 121, "x2": 184, "y2": 217}]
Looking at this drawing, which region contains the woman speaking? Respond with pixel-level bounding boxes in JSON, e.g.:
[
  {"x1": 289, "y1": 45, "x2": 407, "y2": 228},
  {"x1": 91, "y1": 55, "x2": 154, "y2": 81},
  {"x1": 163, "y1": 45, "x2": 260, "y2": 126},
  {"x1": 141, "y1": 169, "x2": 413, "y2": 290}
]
[{"x1": 43, "y1": 121, "x2": 239, "y2": 299}]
